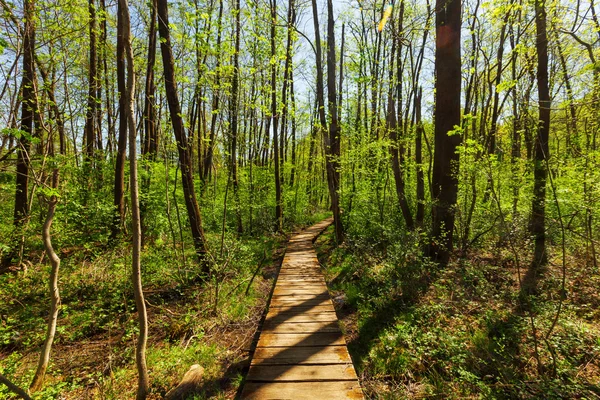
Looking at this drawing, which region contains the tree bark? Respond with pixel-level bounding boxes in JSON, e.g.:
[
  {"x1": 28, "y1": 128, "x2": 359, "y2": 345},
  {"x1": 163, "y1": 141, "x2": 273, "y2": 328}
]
[
  {"x1": 4, "y1": 0, "x2": 35, "y2": 271},
  {"x1": 29, "y1": 170, "x2": 60, "y2": 393},
  {"x1": 157, "y1": 0, "x2": 209, "y2": 272},
  {"x1": 430, "y1": 0, "x2": 462, "y2": 264},
  {"x1": 143, "y1": 0, "x2": 158, "y2": 159},
  {"x1": 270, "y1": 0, "x2": 283, "y2": 231},
  {"x1": 111, "y1": 0, "x2": 128, "y2": 241},
  {"x1": 0, "y1": 373, "x2": 32, "y2": 400},
  {"x1": 202, "y1": 0, "x2": 223, "y2": 183},
  {"x1": 528, "y1": 0, "x2": 551, "y2": 279},
  {"x1": 120, "y1": 0, "x2": 150, "y2": 396},
  {"x1": 325, "y1": 0, "x2": 344, "y2": 242},
  {"x1": 84, "y1": 0, "x2": 98, "y2": 164},
  {"x1": 230, "y1": 0, "x2": 243, "y2": 234}
]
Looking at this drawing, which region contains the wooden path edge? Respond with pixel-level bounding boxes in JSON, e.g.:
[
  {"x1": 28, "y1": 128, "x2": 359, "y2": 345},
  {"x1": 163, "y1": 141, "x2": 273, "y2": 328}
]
[{"x1": 239, "y1": 217, "x2": 364, "y2": 400}]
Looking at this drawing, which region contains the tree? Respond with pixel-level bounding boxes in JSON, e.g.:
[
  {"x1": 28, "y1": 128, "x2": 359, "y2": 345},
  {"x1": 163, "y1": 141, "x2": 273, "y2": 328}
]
[
  {"x1": 230, "y1": 0, "x2": 243, "y2": 234},
  {"x1": 29, "y1": 173, "x2": 60, "y2": 393},
  {"x1": 270, "y1": 0, "x2": 283, "y2": 231},
  {"x1": 526, "y1": 0, "x2": 551, "y2": 288},
  {"x1": 111, "y1": 0, "x2": 128, "y2": 240},
  {"x1": 157, "y1": 0, "x2": 209, "y2": 272},
  {"x1": 119, "y1": 0, "x2": 150, "y2": 396},
  {"x1": 2, "y1": 0, "x2": 36, "y2": 271},
  {"x1": 311, "y1": 0, "x2": 343, "y2": 242},
  {"x1": 430, "y1": 0, "x2": 462, "y2": 264},
  {"x1": 84, "y1": 0, "x2": 98, "y2": 165}
]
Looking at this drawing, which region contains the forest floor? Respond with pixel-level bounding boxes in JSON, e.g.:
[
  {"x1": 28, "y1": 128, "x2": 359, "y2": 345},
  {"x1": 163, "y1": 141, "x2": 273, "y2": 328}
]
[
  {"x1": 2, "y1": 216, "x2": 600, "y2": 399},
  {"x1": 315, "y1": 226, "x2": 600, "y2": 399},
  {"x1": 0, "y1": 228, "x2": 295, "y2": 399}
]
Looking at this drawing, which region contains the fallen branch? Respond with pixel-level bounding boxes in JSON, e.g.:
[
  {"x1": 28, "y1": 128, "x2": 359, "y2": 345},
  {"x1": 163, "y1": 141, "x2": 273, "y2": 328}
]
[{"x1": 0, "y1": 373, "x2": 32, "y2": 400}]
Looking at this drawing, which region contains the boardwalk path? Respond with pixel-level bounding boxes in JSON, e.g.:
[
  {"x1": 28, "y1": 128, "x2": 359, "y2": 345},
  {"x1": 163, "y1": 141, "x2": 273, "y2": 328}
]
[{"x1": 241, "y1": 218, "x2": 364, "y2": 399}]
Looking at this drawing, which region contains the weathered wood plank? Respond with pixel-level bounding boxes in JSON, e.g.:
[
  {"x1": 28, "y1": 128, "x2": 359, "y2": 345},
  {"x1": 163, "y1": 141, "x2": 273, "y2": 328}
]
[
  {"x1": 257, "y1": 332, "x2": 346, "y2": 347},
  {"x1": 241, "y1": 381, "x2": 364, "y2": 400},
  {"x1": 267, "y1": 304, "x2": 336, "y2": 314},
  {"x1": 246, "y1": 364, "x2": 358, "y2": 382},
  {"x1": 262, "y1": 321, "x2": 341, "y2": 333},
  {"x1": 266, "y1": 311, "x2": 338, "y2": 323},
  {"x1": 273, "y1": 288, "x2": 329, "y2": 296},
  {"x1": 241, "y1": 218, "x2": 364, "y2": 399},
  {"x1": 269, "y1": 299, "x2": 333, "y2": 307},
  {"x1": 252, "y1": 345, "x2": 352, "y2": 364}
]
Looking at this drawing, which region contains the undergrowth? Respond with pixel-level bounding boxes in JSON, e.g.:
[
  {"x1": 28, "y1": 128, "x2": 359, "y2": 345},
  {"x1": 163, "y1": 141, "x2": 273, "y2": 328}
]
[
  {"x1": 316, "y1": 225, "x2": 600, "y2": 399},
  {"x1": 0, "y1": 228, "x2": 290, "y2": 399}
]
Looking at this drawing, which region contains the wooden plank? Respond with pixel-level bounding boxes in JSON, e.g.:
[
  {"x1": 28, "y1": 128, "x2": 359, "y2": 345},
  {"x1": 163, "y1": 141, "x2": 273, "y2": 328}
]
[
  {"x1": 241, "y1": 381, "x2": 364, "y2": 400},
  {"x1": 262, "y1": 321, "x2": 341, "y2": 333},
  {"x1": 271, "y1": 294, "x2": 328, "y2": 301},
  {"x1": 241, "y1": 218, "x2": 363, "y2": 400},
  {"x1": 269, "y1": 299, "x2": 333, "y2": 308},
  {"x1": 266, "y1": 311, "x2": 338, "y2": 323},
  {"x1": 267, "y1": 304, "x2": 336, "y2": 314},
  {"x1": 252, "y1": 345, "x2": 352, "y2": 364},
  {"x1": 273, "y1": 288, "x2": 329, "y2": 296},
  {"x1": 246, "y1": 364, "x2": 358, "y2": 382},
  {"x1": 277, "y1": 275, "x2": 325, "y2": 280},
  {"x1": 257, "y1": 332, "x2": 345, "y2": 347},
  {"x1": 274, "y1": 282, "x2": 328, "y2": 288}
]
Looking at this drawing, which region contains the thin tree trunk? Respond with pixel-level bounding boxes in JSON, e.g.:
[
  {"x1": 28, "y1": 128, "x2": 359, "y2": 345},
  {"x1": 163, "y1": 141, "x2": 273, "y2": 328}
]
[
  {"x1": 112, "y1": 0, "x2": 128, "y2": 241},
  {"x1": 29, "y1": 170, "x2": 60, "y2": 393},
  {"x1": 231, "y1": 0, "x2": 243, "y2": 234},
  {"x1": 289, "y1": 70, "x2": 297, "y2": 187},
  {"x1": 270, "y1": 0, "x2": 283, "y2": 231},
  {"x1": 325, "y1": 0, "x2": 343, "y2": 242},
  {"x1": 202, "y1": 0, "x2": 223, "y2": 183},
  {"x1": 143, "y1": 0, "x2": 158, "y2": 159},
  {"x1": 388, "y1": 4, "x2": 414, "y2": 229},
  {"x1": 415, "y1": 88, "x2": 425, "y2": 226},
  {"x1": 528, "y1": 0, "x2": 551, "y2": 282},
  {"x1": 84, "y1": 0, "x2": 98, "y2": 164},
  {"x1": 157, "y1": 0, "x2": 209, "y2": 271},
  {"x1": 120, "y1": 0, "x2": 150, "y2": 396},
  {"x1": 3, "y1": 0, "x2": 35, "y2": 271},
  {"x1": 0, "y1": 373, "x2": 32, "y2": 400}
]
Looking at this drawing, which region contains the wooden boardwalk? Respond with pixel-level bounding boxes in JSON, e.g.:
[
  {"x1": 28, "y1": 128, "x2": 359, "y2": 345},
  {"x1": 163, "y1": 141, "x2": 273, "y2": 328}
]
[{"x1": 241, "y1": 218, "x2": 364, "y2": 399}]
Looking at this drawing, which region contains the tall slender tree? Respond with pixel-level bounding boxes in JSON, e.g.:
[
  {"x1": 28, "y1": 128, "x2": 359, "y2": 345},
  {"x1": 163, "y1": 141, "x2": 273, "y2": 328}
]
[
  {"x1": 528, "y1": 0, "x2": 551, "y2": 282},
  {"x1": 2, "y1": 0, "x2": 36, "y2": 270},
  {"x1": 111, "y1": 0, "x2": 128, "y2": 240},
  {"x1": 430, "y1": 0, "x2": 462, "y2": 264},
  {"x1": 157, "y1": 0, "x2": 209, "y2": 272},
  {"x1": 270, "y1": 0, "x2": 283, "y2": 231}
]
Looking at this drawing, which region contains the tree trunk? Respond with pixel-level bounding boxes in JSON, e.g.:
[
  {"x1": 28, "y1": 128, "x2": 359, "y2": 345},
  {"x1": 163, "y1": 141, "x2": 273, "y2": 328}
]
[
  {"x1": 430, "y1": 0, "x2": 462, "y2": 264},
  {"x1": 528, "y1": 0, "x2": 551, "y2": 282},
  {"x1": 0, "y1": 373, "x2": 32, "y2": 400},
  {"x1": 29, "y1": 170, "x2": 60, "y2": 393},
  {"x1": 388, "y1": 6, "x2": 414, "y2": 229},
  {"x1": 157, "y1": 0, "x2": 209, "y2": 272},
  {"x1": 143, "y1": 0, "x2": 158, "y2": 160},
  {"x1": 84, "y1": 0, "x2": 98, "y2": 164},
  {"x1": 121, "y1": 0, "x2": 150, "y2": 397},
  {"x1": 270, "y1": 0, "x2": 283, "y2": 231},
  {"x1": 415, "y1": 88, "x2": 425, "y2": 226},
  {"x1": 202, "y1": 0, "x2": 223, "y2": 183},
  {"x1": 112, "y1": 0, "x2": 128, "y2": 241},
  {"x1": 325, "y1": 0, "x2": 343, "y2": 242},
  {"x1": 230, "y1": 0, "x2": 243, "y2": 234},
  {"x1": 4, "y1": 0, "x2": 35, "y2": 271}
]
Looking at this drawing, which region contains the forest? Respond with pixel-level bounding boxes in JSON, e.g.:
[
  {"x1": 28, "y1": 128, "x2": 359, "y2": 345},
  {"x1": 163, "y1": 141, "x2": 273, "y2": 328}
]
[{"x1": 0, "y1": 0, "x2": 599, "y2": 397}]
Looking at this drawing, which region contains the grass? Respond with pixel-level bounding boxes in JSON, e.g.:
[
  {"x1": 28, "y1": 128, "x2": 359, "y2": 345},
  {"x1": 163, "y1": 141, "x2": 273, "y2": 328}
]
[
  {"x1": 0, "y1": 227, "x2": 288, "y2": 399},
  {"x1": 315, "y1": 226, "x2": 600, "y2": 399}
]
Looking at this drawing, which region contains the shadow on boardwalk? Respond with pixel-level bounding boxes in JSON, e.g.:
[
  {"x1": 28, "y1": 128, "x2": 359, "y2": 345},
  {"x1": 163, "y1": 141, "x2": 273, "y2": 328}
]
[{"x1": 237, "y1": 218, "x2": 363, "y2": 399}]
